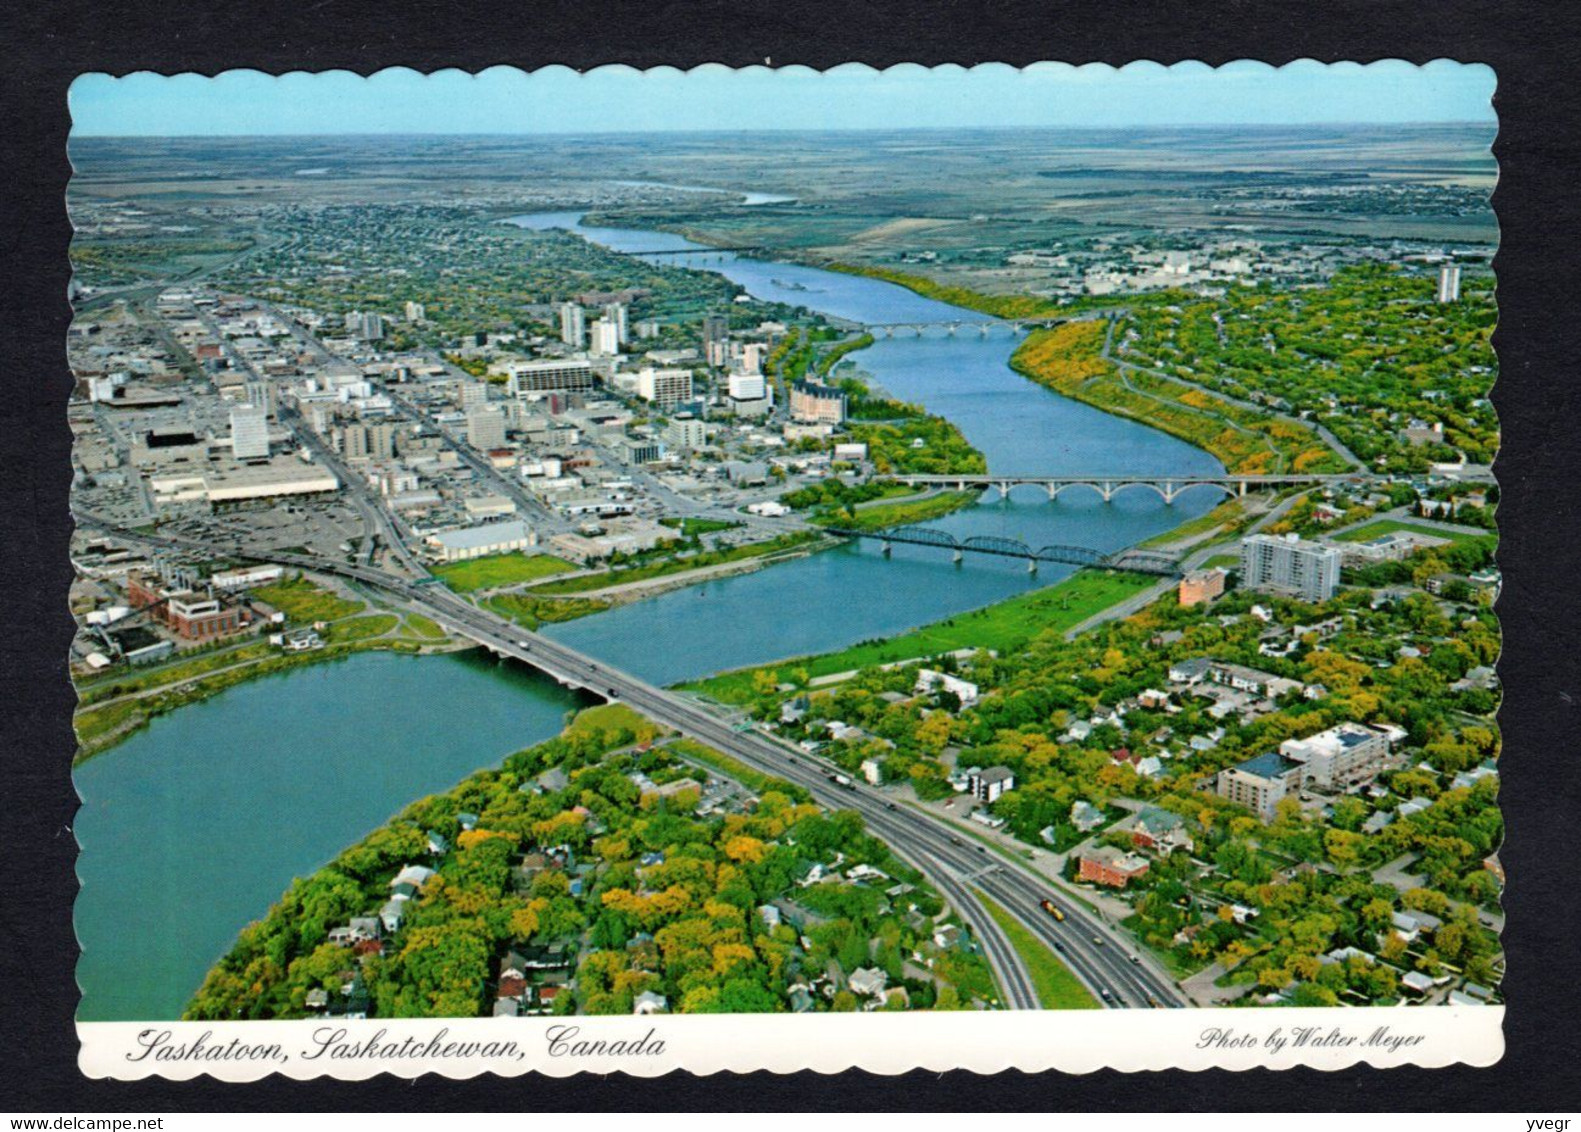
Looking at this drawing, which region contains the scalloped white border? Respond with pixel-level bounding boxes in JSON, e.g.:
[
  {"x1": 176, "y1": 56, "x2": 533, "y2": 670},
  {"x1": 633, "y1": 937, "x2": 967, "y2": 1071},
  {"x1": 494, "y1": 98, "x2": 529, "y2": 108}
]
[
  {"x1": 81, "y1": 1007, "x2": 1504, "y2": 1081},
  {"x1": 67, "y1": 61, "x2": 1502, "y2": 1082}
]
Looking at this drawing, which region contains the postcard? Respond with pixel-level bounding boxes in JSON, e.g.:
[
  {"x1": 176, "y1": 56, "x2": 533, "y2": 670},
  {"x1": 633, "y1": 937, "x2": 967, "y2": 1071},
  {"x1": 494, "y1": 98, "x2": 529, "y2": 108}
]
[{"x1": 66, "y1": 61, "x2": 1502, "y2": 1079}]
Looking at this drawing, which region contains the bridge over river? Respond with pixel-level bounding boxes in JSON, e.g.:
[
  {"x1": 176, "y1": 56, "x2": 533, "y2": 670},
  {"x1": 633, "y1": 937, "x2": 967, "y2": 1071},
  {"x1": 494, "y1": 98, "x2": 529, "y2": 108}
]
[
  {"x1": 891, "y1": 472, "x2": 1373, "y2": 504},
  {"x1": 825, "y1": 524, "x2": 1184, "y2": 576}
]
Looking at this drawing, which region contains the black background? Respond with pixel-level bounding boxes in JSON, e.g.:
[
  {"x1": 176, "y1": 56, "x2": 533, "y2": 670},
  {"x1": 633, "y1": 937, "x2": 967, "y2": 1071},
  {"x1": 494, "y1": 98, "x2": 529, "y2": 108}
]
[{"x1": 3, "y1": 0, "x2": 1578, "y2": 1112}]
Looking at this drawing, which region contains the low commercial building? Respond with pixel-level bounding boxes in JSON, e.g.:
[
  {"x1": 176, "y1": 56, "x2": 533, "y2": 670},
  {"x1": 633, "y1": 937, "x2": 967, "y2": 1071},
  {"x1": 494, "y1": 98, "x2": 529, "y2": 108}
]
[
  {"x1": 503, "y1": 358, "x2": 595, "y2": 395},
  {"x1": 126, "y1": 572, "x2": 248, "y2": 642},
  {"x1": 425, "y1": 520, "x2": 536, "y2": 563},
  {"x1": 1217, "y1": 751, "x2": 1305, "y2": 820},
  {"x1": 1178, "y1": 567, "x2": 1226, "y2": 607},
  {"x1": 1278, "y1": 722, "x2": 1396, "y2": 791},
  {"x1": 915, "y1": 668, "x2": 980, "y2": 707},
  {"x1": 1077, "y1": 846, "x2": 1151, "y2": 888},
  {"x1": 967, "y1": 766, "x2": 1015, "y2": 803}
]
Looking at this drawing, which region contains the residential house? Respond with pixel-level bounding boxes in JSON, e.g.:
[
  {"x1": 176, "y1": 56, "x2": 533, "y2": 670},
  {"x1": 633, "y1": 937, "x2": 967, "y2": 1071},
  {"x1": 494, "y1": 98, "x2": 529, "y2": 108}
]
[{"x1": 1131, "y1": 807, "x2": 1194, "y2": 855}]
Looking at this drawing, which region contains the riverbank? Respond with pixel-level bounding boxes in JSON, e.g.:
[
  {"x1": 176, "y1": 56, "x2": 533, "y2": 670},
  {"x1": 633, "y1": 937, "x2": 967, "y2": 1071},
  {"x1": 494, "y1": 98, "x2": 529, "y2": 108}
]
[
  {"x1": 73, "y1": 623, "x2": 466, "y2": 763},
  {"x1": 680, "y1": 568, "x2": 1157, "y2": 704}
]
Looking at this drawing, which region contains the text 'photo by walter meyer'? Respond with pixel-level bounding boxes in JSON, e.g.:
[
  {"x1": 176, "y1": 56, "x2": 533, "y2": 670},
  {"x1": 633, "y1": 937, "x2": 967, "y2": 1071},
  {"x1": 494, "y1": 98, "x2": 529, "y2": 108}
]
[{"x1": 65, "y1": 61, "x2": 1504, "y2": 1078}]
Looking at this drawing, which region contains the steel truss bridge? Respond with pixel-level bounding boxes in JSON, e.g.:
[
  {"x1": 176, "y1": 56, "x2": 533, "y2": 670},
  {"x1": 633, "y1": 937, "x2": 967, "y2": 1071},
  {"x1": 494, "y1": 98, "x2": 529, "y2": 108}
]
[
  {"x1": 825, "y1": 524, "x2": 1184, "y2": 576},
  {"x1": 891, "y1": 472, "x2": 1365, "y2": 504},
  {"x1": 859, "y1": 317, "x2": 1069, "y2": 338},
  {"x1": 633, "y1": 245, "x2": 767, "y2": 258}
]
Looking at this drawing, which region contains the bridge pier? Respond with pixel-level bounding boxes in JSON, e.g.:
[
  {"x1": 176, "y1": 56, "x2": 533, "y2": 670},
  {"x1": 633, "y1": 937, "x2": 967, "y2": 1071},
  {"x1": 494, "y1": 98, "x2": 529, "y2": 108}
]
[
  {"x1": 953, "y1": 549, "x2": 964, "y2": 564},
  {"x1": 1045, "y1": 484, "x2": 1059, "y2": 502},
  {"x1": 880, "y1": 540, "x2": 892, "y2": 557},
  {"x1": 1101, "y1": 482, "x2": 1115, "y2": 503},
  {"x1": 1027, "y1": 559, "x2": 1039, "y2": 575}
]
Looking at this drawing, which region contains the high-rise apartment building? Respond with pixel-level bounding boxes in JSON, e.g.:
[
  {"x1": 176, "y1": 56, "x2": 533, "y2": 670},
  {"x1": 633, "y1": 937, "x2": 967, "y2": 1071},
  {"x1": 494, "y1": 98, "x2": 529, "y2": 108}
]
[
  {"x1": 559, "y1": 302, "x2": 585, "y2": 347},
  {"x1": 590, "y1": 318, "x2": 621, "y2": 357},
  {"x1": 1239, "y1": 533, "x2": 1342, "y2": 603},
  {"x1": 603, "y1": 302, "x2": 629, "y2": 346},
  {"x1": 1436, "y1": 263, "x2": 1462, "y2": 303}
]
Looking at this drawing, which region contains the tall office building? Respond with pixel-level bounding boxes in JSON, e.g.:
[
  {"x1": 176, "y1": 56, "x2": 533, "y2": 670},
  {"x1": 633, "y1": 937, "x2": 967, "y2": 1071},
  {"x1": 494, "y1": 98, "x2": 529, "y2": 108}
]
[
  {"x1": 702, "y1": 312, "x2": 729, "y2": 367},
  {"x1": 727, "y1": 372, "x2": 767, "y2": 402},
  {"x1": 1239, "y1": 533, "x2": 1342, "y2": 603},
  {"x1": 229, "y1": 404, "x2": 270, "y2": 460},
  {"x1": 404, "y1": 301, "x2": 426, "y2": 323},
  {"x1": 559, "y1": 302, "x2": 585, "y2": 347},
  {"x1": 741, "y1": 342, "x2": 767, "y2": 376},
  {"x1": 345, "y1": 311, "x2": 385, "y2": 341},
  {"x1": 466, "y1": 406, "x2": 508, "y2": 451},
  {"x1": 1436, "y1": 263, "x2": 1462, "y2": 303},
  {"x1": 603, "y1": 302, "x2": 629, "y2": 346},
  {"x1": 243, "y1": 380, "x2": 277, "y2": 417},
  {"x1": 457, "y1": 380, "x2": 489, "y2": 411},
  {"x1": 634, "y1": 367, "x2": 694, "y2": 409},
  {"x1": 590, "y1": 317, "x2": 621, "y2": 357}
]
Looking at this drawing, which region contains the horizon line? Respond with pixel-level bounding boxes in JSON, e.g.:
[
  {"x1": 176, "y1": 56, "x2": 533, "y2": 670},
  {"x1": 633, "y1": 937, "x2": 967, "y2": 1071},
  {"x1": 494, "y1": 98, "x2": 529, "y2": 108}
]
[{"x1": 70, "y1": 119, "x2": 1499, "y2": 141}]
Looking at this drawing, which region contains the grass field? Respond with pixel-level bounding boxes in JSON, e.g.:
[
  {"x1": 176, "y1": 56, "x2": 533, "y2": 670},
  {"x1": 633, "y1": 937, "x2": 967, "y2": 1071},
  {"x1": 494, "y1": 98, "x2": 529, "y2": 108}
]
[
  {"x1": 404, "y1": 613, "x2": 447, "y2": 640},
  {"x1": 325, "y1": 614, "x2": 399, "y2": 643},
  {"x1": 977, "y1": 892, "x2": 1100, "y2": 1010},
  {"x1": 529, "y1": 532, "x2": 824, "y2": 596},
  {"x1": 1201, "y1": 554, "x2": 1241, "y2": 570},
  {"x1": 659, "y1": 517, "x2": 742, "y2": 538},
  {"x1": 485, "y1": 592, "x2": 612, "y2": 629},
  {"x1": 683, "y1": 569, "x2": 1156, "y2": 702},
  {"x1": 433, "y1": 553, "x2": 577, "y2": 592},
  {"x1": 566, "y1": 701, "x2": 662, "y2": 739},
  {"x1": 1138, "y1": 498, "x2": 1246, "y2": 548},
  {"x1": 1333, "y1": 519, "x2": 1491, "y2": 547},
  {"x1": 252, "y1": 577, "x2": 363, "y2": 623}
]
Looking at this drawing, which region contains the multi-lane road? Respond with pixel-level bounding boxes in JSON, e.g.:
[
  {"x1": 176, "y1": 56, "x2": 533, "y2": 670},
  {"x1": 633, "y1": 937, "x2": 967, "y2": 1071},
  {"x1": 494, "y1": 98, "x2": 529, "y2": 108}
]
[{"x1": 79, "y1": 513, "x2": 1192, "y2": 1012}]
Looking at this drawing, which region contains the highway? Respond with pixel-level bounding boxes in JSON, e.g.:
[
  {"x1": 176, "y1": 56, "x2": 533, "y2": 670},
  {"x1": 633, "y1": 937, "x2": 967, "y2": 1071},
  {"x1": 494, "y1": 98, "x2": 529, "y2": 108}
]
[{"x1": 79, "y1": 513, "x2": 1190, "y2": 1011}]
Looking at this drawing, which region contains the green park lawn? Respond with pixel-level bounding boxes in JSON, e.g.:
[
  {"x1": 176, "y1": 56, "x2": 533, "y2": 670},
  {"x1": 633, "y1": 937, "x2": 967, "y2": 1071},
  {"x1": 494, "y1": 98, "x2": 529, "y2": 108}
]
[
  {"x1": 1333, "y1": 519, "x2": 1490, "y2": 548},
  {"x1": 433, "y1": 553, "x2": 577, "y2": 592},
  {"x1": 977, "y1": 893, "x2": 1100, "y2": 1010},
  {"x1": 252, "y1": 576, "x2": 363, "y2": 623},
  {"x1": 683, "y1": 569, "x2": 1155, "y2": 702}
]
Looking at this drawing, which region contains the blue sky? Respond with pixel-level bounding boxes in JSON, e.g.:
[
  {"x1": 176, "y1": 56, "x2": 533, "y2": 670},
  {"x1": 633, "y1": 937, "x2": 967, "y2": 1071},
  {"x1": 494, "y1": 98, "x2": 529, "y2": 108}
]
[{"x1": 70, "y1": 61, "x2": 1496, "y2": 137}]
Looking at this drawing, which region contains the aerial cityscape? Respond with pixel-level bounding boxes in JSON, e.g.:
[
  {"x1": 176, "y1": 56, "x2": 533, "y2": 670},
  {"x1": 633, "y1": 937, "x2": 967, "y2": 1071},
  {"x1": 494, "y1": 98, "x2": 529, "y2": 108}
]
[{"x1": 67, "y1": 64, "x2": 1500, "y2": 1024}]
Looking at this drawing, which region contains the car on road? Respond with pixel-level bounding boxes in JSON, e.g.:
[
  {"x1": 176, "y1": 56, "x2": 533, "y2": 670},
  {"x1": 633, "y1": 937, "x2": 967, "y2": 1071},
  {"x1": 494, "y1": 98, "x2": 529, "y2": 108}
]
[
  {"x1": 1039, "y1": 899, "x2": 1066, "y2": 922},
  {"x1": 1129, "y1": 954, "x2": 1141, "y2": 965},
  {"x1": 1092, "y1": 936, "x2": 1104, "y2": 946},
  {"x1": 1100, "y1": 988, "x2": 1113, "y2": 1001},
  {"x1": 950, "y1": 837, "x2": 964, "y2": 847},
  {"x1": 885, "y1": 802, "x2": 897, "y2": 811},
  {"x1": 1052, "y1": 941, "x2": 1066, "y2": 953}
]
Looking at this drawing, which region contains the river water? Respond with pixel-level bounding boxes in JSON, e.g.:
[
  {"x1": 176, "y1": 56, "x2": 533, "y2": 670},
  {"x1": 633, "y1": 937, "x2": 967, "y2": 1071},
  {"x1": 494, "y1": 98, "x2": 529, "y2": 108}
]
[
  {"x1": 512, "y1": 211, "x2": 1224, "y2": 684},
  {"x1": 76, "y1": 209, "x2": 1224, "y2": 1021}
]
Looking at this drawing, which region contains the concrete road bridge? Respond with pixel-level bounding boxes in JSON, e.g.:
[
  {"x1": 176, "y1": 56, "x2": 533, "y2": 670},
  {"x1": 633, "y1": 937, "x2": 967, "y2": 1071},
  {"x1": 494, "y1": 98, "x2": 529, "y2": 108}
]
[{"x1": 891, "y1": 472, "x2": 1368, "y2": 504}]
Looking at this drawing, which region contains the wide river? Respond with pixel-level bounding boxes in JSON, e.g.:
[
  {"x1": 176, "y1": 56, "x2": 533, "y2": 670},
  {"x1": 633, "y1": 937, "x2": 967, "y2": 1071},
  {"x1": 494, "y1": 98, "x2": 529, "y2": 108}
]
[{"x1": 76, "y1": 211, "x2": 1223, "y2": 1020}]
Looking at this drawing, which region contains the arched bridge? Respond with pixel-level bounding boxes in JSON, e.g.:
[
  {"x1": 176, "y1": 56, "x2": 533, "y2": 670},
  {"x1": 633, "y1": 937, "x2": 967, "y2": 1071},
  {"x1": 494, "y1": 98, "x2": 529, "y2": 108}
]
[
  {"x1": 824, "y1": 524, "x2": 1183, "y2": 576},
  {"x1": 891, "y1": 472, "x2": 1365, "y2": 504}
]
